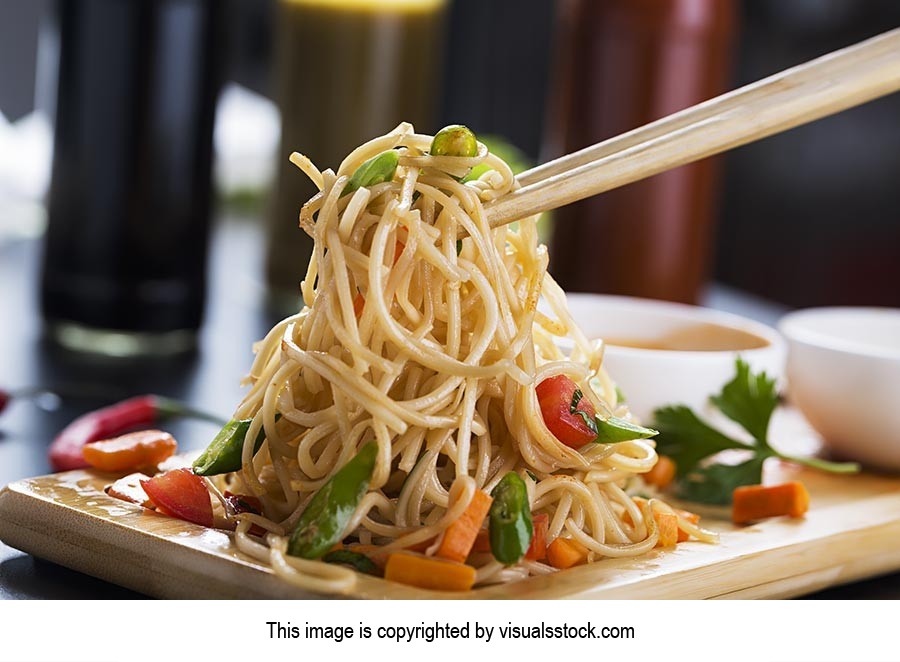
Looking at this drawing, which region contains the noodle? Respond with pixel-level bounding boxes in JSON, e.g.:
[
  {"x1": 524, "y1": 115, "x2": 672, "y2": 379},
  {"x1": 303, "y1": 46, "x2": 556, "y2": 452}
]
[{"x1": 213, "y1": 123, "x2": 712, "y2": 594}]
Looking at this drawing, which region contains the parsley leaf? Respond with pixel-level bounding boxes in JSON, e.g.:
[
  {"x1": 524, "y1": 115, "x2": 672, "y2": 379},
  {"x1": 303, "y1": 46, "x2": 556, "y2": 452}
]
[
  {"x1": 653, "y1": 405, "x2": 751, "y2": 477},
  {"x1": 651, "y1": 358, "x2": 859, "y2": 506},
  {"x1": 710, "y1": 358, "x2": 778, "y2": 446},
  {"x1": 677, "y1": 456, "x2": 767, "y2": 505}
]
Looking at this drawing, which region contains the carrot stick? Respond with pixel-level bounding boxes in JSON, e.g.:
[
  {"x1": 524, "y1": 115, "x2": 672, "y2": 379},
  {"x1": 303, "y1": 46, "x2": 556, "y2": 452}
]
[
  {"x1": 435, "y1": 489, "x2": 493, "y2": 563},
  {"x1": 525, "y1": 513, "x2": 549, "y2": 561},
  {"x1": 675, "y1": 508, "x2": 701, "y2": 543},
  {"x1": 655, "y1": 512, "x2": 678, "y2": 548},
  {"x1": 643, "y1": 455, "x2": 676, "y2": 489},
  {"x1": 384, "y1": 553, "x2": 476, "y2": 591},
  {"x1": 623, "y1": 498, "x2": 683, "y2": 547},
  {"x1": 546, "y1": 537, "x2": 589, "y2": 569},
  {"x1": 732, "y1": 481, "x2": 810, "y2": 525}
]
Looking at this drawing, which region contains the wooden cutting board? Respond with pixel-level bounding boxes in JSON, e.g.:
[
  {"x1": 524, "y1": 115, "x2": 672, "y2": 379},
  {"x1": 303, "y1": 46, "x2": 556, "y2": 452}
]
[{"x1": 1, "y1": 409, "x2": 899, "y2": 599}]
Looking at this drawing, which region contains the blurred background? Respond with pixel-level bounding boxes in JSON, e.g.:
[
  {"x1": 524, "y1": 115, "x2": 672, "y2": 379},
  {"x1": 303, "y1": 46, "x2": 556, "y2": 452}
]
[
  {"x1": 2, "y1": 0, "x2": 899, "y2": 336},
  {"x1": 0, "y1": 0, "x2": 898, "y2": 597}
]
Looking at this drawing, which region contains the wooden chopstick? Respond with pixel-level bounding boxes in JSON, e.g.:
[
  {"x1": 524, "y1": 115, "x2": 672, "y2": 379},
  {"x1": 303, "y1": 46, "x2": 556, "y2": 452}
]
[{"x1": 484, "y1": 28, "x2": 900, "y2": 229}]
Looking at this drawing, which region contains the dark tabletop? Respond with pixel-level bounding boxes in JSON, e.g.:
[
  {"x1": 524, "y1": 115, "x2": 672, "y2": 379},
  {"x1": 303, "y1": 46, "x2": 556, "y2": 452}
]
[{"x1": 0, "y1": 217, "x2": 897, "y2": 599}]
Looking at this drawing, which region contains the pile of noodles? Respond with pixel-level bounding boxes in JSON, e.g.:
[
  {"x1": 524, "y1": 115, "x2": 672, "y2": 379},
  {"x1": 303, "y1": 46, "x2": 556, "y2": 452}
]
[{"x1": 207, "y1": 123, "x2": 715, "y2": 593}]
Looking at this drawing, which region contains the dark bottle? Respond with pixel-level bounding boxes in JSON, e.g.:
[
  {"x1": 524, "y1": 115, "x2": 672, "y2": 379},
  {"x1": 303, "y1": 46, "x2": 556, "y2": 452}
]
[
  {"x1": 42, "y1": 0, "x2": 221, "y2": 355},
  {"x1": 546, "y1": 0, "x2": 736, "y2": 304}
]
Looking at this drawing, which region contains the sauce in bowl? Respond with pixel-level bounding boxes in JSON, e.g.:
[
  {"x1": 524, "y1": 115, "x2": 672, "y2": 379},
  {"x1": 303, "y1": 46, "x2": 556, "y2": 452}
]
[{"x1": 605, "y1": 324, "x2": 771, "y2": 352}]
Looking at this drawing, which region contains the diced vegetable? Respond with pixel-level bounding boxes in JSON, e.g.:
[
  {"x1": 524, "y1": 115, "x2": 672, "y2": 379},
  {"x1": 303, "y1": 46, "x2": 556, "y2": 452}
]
[
  {"x1": 384, "y1": 553, "x2": 476, "y2": 591},
  {"x1": 82, "y1": 429, "x2": 177, "y2": 473},
  {"x1": 288, "y1": 443, "x2": 377, "y2": 559},
  {"x1": 536, "y1": 375, "x2": 597, "y2": 448},
  {"x1": 106, "y1": 472, "x2": 154, "y2": 508},
  {"x1": 192, "y1": 418, "x2": 269, "y2": 476},
  {"x1": 623, "y1": 501, "x2": 680, "y2": 547},
  {"x1": 353, "y1": 292, "x2": 366, "y2": 318},
  {"x1": 343, "y1": 150, "x2": 399, "y2": 196},
  {"x1": 546, "y1": 537, "x2": 589, "y2": 569},
  {"x1": 525, "y1": 513, "x2": 549, "y2": 561},
  {"x1": 655, "y1": 512, "x2": 679, "y2": 548},
  {"x1": 643, "y1": 455, "x2": 677, "y2": 490},
  {"x1": 435, "y1": 489, "x2": 493, "y2": 563},
  {"x1": 732, "y1": 481, "x2": 810, "y2": 525},
  {"x1": 322, "y1": 550, "x2": 380, "y2": 576},
  {"x1": 141, "y1": 468, "x2": 213, "y2": 527},
  {"x1": 676, "y1": 508, "x2": 701, "y2": 543},
  {"x1": 489, "y1": 473, "x2": 533, "y2": 564}
]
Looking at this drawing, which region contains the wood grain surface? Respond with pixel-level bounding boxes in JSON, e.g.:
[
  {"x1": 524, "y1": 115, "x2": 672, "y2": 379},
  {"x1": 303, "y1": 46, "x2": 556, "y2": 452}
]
[{"x1": 1, "y1": 409, "x2": 898, "y2": 599}]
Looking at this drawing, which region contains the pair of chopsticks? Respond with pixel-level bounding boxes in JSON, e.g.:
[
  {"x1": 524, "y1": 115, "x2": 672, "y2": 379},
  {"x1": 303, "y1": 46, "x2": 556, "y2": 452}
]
[{"x1": 483, "y1": 27, "x2": 900, "y2": 230}]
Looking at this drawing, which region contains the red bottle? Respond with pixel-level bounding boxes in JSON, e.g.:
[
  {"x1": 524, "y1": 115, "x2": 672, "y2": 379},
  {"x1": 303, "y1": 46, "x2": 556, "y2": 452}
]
[{"x1": 546, "y1": 0, "x2": 737, "y2": 303}]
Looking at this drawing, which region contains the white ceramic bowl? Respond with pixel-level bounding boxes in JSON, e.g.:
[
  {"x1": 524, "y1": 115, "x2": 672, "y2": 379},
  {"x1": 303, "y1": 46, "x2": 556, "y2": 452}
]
[
  {"x1": 563, "y1": 294, "x2": 786, "y2": 422},
  {"x1": 779, "y1": 307, "x2": 900, "y2": 471}
]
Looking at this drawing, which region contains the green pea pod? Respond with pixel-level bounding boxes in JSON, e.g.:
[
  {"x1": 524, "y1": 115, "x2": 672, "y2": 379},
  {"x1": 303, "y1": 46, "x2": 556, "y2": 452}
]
[
  {"x1": 594, "y1": 416, "x2": 658, "y2": 444},
  {"x1": 321, "y1": 549, "x2": 380, "y2": 576},
  {"x1": 489, "y1": 472, "x2": 533, "y2": 565},
  {"x1": 288, "y1": 442, "x2": 378, "y2": 559},
  {"x1": 342, "y1": 150, "x2": 399, "y2": 196},
  {"x1": 430, "y1": 124, "x2": 478, "y2": 158},
  {"x1": 192, "y1": 418, "x2": 269, "y2": 476}
]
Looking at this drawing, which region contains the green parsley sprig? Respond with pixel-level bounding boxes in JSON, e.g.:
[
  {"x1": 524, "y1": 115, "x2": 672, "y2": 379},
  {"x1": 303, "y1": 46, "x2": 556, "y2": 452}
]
[{"x1": 652, "y1": 359, "x2": 859, "y2": 505}]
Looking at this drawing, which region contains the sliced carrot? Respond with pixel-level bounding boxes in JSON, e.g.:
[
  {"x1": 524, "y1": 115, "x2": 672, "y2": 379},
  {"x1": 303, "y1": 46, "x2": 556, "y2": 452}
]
[
  {"x1": 384, "y1": 553, "x2": 476, "y2": 591},
  {"x1": 623, "y1": 499, "x2": 683, "y2": 547},
  {"x1": 732, "y1": 481, "x2": 810, "y2": 525},
  {"x1": 393, "y1": 240, "x2": 405, "y2": 265},
  {"x1": 643, "y1": 455, "x2": 677, "y2": 489},
  {"x1": 106, "y1": 472, "x2": 154, "y2": 508},
  {"x1": 83, "y1": 430, "x2": 177, "y2": 473},
  {"x1": 353, "y1": 292, "x2": 366, "y2": 318},
  {"x1": 546, "y1": 537, "x2": 589, "y2": 569},
  {"x1": 525, "y1": 513, "x2": 549, "y2": 561},
  {"x1": 655, "y1": 512, "x2": 678, "y2": 548},
  {"x1": 435, "y1": 489, "x2": 493, "y2": 563},
  {"x1": 675, "y1": 508, "x2": 701, "y2": 542}
]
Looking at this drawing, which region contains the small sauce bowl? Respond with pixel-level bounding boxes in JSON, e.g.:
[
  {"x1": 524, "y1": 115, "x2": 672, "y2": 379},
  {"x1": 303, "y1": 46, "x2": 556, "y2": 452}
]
[
  {"x1": 564, "y1": 294, "x2": 786, "y2": 421},
  {"x1": 779, "y1": 307, "x2": 900, "y2": 472}
]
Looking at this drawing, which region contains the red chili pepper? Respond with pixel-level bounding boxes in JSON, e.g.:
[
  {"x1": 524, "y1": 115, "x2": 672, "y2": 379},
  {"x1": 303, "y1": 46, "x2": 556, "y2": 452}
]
[{"x1": 48, "y1": 395, "x2": 226, "y2": 472}]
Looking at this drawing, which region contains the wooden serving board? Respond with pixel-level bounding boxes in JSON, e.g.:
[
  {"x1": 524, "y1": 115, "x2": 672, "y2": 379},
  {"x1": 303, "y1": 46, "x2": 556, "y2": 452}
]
[{"x1": 1, "y1": 409, "x2": 899, "y2": 599}]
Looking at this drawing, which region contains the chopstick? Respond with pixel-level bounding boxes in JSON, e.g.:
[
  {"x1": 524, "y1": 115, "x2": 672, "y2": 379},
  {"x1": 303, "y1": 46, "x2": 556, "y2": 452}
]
[{"x1": 483, "y1": 27, "x2": 900, "y2": 229}]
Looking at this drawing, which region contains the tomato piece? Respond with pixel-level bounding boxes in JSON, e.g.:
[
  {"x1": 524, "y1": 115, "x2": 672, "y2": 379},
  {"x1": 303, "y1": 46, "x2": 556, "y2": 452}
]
[
  {"x1": 83, "y1": 429, "x2": 177, "y2": 472},
  {"x1": 535, "y1": 375, "x2": 597, "y2": 448},
  {"x1": 141, "y1": 468, "x2": 213, "y2": 527},
  {"x1": 525, "y1": 513, "x2": 549, "y2": 561}
]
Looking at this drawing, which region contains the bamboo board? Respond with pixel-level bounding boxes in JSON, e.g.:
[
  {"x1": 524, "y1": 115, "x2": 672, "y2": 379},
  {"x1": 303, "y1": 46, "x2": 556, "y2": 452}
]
[{"x1": 1, "y1": 409, "x2": 899, "y2": 599}]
